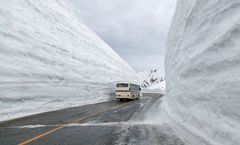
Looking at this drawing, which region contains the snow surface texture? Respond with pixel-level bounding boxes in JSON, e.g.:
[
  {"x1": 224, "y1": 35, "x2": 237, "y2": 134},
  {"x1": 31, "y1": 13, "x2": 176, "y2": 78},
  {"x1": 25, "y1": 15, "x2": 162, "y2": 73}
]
[
  {"x1": 137, "y1": 69, "x2": 165, "y2": 93},
  {"x1": 0, "y1": 0, "x2": 138, "y2": 122},
  {"x1": 165, "y1": 0, "x2": 240, "y2": 145}
]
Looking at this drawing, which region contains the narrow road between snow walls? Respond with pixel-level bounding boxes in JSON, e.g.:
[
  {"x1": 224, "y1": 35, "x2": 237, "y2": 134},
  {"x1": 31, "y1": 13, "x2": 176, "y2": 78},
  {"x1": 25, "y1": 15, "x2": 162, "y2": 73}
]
[{"x1": 0, "y1": 94, "x2": 212, "y2": 145}]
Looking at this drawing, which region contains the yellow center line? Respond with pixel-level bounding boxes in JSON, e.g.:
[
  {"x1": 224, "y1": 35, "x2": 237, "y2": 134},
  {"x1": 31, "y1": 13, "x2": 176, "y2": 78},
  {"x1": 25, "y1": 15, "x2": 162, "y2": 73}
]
[{"x1": 18, "y1": 102, "x2": 131, "y2": 145}]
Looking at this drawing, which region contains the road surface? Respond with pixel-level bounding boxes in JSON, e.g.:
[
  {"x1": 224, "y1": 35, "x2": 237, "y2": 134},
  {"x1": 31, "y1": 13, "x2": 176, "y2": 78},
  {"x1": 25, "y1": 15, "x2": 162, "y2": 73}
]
[{"x1": 0, "y1": 95, "x2": 188, "y2": 145}]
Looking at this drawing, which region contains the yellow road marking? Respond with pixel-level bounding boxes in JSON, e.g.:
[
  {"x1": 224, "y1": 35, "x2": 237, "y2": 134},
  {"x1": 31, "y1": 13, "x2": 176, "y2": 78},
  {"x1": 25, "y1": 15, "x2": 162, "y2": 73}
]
[{"x1": 18, "y1": 102, "x2": 130, "y2": 145}]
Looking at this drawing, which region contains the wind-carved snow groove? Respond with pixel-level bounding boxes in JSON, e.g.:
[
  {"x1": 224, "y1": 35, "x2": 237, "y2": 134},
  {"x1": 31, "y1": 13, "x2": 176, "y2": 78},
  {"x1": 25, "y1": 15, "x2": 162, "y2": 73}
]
[{"x1": 166, "y1": 0, "x2": 240, "y2": 145}]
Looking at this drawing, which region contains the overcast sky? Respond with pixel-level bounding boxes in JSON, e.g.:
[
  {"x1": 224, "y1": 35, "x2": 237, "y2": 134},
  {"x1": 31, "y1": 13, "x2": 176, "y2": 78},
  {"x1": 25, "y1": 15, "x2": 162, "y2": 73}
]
[{"x1": 66, "y1": 0, "x2": 176, "y2": 72}]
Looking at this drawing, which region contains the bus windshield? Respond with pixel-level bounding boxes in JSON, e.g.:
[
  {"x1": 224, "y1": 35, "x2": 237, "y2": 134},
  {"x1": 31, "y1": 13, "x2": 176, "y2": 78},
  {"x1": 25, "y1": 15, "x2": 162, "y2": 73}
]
[{"x1": 116, "y1": 83, "x2": 129, "y2": 87}]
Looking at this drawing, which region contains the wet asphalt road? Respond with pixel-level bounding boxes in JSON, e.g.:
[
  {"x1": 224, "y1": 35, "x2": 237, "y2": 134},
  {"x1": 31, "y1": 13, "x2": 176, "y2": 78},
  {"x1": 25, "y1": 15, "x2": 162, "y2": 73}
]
[{"x1": 0, "y1": 95, "x2": 186, "y2": 145}]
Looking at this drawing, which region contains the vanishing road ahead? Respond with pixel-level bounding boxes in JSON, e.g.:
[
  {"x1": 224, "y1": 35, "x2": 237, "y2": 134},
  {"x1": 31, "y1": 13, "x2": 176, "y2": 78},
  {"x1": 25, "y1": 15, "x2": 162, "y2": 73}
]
[{"x1": 0, "y1": 95, "x2": 189, "y2": 145}]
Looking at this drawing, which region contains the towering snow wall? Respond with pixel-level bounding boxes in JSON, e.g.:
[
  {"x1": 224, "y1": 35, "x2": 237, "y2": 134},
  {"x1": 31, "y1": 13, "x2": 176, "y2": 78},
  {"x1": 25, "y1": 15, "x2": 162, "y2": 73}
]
[
  {"x1": 0, "y1": 0, "x2": 138, "y2": 121},
  {"x1": 165, "y1": 0, "x2": 240, "y2": 144}
]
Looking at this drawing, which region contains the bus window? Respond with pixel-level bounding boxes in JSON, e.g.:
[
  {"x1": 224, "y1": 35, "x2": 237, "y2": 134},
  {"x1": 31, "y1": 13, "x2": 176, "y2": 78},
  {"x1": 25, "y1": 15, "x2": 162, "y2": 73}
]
[
  {"x1": 116, "y1": 83, "x2": 129, "y2": 87},
  {"x1": 130, "y1": 84, "x2": 140, "y2": 90}
]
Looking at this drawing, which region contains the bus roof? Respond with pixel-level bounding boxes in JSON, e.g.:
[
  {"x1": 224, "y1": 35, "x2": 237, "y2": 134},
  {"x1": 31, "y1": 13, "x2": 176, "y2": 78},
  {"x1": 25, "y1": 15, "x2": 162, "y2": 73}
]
[{"x1": 116, "y1": 82, "x2": 140, "y2": 85}]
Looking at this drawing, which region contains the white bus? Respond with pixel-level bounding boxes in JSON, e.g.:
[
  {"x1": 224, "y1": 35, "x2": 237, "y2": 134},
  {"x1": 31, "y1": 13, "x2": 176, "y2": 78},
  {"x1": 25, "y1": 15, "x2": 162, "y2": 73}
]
[{"x1": 115, "y1": 82, "x2": 142, "y2": 101}]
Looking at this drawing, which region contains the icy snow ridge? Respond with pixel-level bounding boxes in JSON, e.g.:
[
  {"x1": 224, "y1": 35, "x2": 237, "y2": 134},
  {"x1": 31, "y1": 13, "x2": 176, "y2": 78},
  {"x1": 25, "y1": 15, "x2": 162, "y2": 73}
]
[
  {"x1": 165, "y1": 0, "x2": 240, "y2": 145},
  {"x1": 0, "y1": 0, "x2": 138, "y2": 122},
  {"x1": 137, "y1": 69, "x2": 165, "y2": 88},
  {"x1": 137, "y1": 69, "x2": 165, "y2": 93}
]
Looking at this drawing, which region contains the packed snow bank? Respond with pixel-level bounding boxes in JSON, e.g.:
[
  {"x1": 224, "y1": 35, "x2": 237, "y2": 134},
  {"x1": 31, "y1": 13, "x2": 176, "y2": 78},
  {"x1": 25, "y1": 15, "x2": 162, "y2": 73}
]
[
  {"x1": 165, "y1": 0, "x2": 240, "y2": 144},
  {"x1": 141, "y1": 82, "x2": 166, "y2": 94},
  {"x1": 148, "y1": 82, "x2": 165, "y2": 91},
  {"x1": 0, "y1": 0, "x2": 138, "y2": 122}
]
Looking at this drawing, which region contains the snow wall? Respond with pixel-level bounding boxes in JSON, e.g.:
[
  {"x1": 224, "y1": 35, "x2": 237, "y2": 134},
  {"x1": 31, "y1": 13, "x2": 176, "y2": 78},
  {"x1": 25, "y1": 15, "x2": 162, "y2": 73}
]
[
  {"x1": 165, "y1": 0, "x2": 240, "y2": 144},
  {"x1": 0, "y1": 0, "x2": 138, "y2": 122}
]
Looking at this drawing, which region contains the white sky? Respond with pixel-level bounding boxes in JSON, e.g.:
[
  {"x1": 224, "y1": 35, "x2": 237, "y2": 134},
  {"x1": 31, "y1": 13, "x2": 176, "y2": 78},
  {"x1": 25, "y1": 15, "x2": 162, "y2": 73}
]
[{"x1": 65, "y1": 0, "x2": 176, "y2": 71}]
